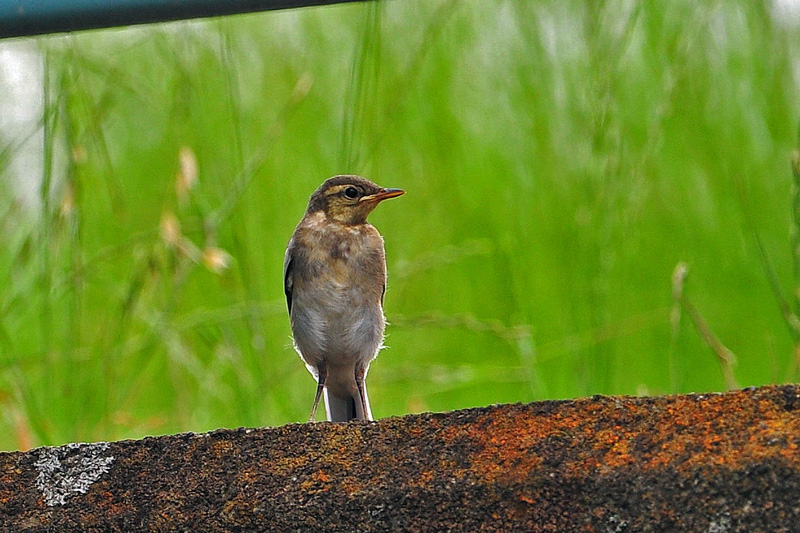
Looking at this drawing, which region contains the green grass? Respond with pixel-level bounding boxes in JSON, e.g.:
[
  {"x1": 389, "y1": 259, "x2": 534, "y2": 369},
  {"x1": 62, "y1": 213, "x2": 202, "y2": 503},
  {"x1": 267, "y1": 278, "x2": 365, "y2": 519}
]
[{"x1": 1, "y1": 0, "x2": 799, "y2": 450}]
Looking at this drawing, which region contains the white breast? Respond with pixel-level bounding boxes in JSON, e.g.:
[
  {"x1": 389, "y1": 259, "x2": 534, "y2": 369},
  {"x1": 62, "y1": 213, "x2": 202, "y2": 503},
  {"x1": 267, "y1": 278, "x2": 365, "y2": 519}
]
[{"x1": 290, "y1": 274, "x2": 385, "y2": 371}]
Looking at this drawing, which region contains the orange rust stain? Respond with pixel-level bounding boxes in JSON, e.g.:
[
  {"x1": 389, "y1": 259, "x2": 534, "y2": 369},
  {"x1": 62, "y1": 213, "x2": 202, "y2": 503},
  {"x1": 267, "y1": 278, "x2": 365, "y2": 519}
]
[
  {"x1": 298, "y1": 469, "x2": 334, "y2": 493},
  {"x1": 270, "y1": 454, "x2": 310, "y2": 475},
  {"x1": 451, "y1": 409, "x2": 547, "y2": 485},
  {"x1": 312, "y1": 470, "x2": 330, "y2": 483},
  {"x1": 452, "y1": 388, "x2": 800, "y2": 485},
  {"x1": 211, "y1": 440, "x2": 234, "y2": 458},
  {"x1": 407, "y1": 469, "x2": 435, "y2": 490},
  {"x1": 238, "y1": 469, "x2": 258, "y2": 484},
  {"x1": 602, "y1": 438, "x2": 634, "y2": 469},
  {"x1": 408, "y1": 426, "x2": 426, "y2": 439}
]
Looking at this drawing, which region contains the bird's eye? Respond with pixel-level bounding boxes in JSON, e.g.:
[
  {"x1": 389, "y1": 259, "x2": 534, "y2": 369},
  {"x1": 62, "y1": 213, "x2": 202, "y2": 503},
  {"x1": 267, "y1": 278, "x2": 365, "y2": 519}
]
[{"x1": 343, "y1": 186, "x2": 360, "y2": 199}]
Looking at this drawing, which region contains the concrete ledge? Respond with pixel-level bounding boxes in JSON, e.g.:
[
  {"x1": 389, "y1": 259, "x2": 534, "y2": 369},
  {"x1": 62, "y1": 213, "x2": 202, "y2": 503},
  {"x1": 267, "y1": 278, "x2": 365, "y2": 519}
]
[{"x1": 2, "y1": 385, "x2": 800, "y2": 531}]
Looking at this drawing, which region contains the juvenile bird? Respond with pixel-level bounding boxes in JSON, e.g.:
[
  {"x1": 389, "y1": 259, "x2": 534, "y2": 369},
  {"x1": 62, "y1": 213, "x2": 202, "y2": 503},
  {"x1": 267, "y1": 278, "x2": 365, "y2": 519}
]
[{"x1": 284, "y1": 175, "x2": 404, "y2": 422}]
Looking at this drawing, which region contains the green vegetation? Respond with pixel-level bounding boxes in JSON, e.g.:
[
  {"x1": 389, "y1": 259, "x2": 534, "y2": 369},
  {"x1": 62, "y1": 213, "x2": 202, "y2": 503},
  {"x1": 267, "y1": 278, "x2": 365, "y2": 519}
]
[{"x1": 1, "y1": 0, "x2": 799, "y2": 450}]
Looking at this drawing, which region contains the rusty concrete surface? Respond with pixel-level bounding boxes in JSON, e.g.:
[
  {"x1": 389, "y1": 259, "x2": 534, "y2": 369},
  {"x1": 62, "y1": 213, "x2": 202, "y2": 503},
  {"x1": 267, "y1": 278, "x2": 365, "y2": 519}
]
[{"x1": 1, "y1": 385, "x2": 800, "y2": 531}]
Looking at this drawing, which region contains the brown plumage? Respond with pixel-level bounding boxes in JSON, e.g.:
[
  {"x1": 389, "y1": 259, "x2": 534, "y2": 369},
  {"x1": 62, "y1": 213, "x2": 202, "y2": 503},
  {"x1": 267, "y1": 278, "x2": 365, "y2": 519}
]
[{"x1": 284, "y1": 175, "x2": 404, "y2": 422}]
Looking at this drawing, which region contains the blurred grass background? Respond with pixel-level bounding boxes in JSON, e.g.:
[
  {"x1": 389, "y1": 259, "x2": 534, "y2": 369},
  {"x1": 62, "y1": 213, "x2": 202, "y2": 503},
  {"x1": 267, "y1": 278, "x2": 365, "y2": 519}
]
[{"x1": 1, "y1": 0, "x2": 799, "y2": 451}]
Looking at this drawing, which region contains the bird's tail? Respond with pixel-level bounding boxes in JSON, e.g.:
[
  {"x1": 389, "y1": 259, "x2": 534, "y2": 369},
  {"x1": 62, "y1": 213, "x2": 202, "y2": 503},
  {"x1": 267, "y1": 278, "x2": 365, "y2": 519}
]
[{"x1": 324, "y1": 385, "x2": 372, "y2": 422}]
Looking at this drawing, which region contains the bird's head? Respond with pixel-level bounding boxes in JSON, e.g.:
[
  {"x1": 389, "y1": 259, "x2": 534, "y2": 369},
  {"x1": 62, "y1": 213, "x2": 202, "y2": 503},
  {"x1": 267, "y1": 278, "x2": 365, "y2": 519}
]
[{"x1": 306, "y1": 175, "x2": 405, "y2": 225}]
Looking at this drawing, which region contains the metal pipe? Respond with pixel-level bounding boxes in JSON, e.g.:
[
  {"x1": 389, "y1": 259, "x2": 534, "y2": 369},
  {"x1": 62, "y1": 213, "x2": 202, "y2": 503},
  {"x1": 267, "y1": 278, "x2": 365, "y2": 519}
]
[{"x1": 1, "y1": 0, "x2": 366, "y2": 39}]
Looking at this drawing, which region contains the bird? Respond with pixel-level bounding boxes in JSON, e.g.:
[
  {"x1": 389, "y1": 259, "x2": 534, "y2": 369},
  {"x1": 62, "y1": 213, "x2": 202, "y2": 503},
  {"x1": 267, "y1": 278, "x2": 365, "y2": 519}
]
[{"x1": 284, "y1": 175, "x2": 404, "y2": 422}]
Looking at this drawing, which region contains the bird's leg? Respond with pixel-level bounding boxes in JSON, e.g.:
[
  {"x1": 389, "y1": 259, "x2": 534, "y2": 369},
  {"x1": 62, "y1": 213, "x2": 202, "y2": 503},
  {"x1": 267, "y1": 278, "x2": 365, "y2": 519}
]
[
  {"x1": 309, "y1": 365, "x2": 327, "y2": 422},
  {"x1": 355, "y1": 364, "x2": 372, "y2": 421}
]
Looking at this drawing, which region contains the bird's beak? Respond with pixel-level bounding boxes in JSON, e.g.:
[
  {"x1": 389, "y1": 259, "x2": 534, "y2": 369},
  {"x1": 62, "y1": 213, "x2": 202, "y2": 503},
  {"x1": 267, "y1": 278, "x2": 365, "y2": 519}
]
[{"x1": 362, "y1": 188, "x2": 405, "y2": 203}]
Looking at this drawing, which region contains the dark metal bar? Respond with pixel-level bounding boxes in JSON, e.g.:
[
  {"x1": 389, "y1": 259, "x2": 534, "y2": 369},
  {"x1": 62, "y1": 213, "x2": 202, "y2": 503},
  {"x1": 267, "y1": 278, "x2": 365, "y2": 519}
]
[{"x1": 0, "y1": 0, "x2": 366, "y2": 39}]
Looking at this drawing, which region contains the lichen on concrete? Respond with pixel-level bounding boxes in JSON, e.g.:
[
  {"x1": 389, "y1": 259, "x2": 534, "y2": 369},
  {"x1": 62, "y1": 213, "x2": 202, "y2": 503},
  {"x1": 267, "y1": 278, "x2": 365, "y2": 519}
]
[{"x1": 33, "y1": 442, "x2": 115, "y2": 506}]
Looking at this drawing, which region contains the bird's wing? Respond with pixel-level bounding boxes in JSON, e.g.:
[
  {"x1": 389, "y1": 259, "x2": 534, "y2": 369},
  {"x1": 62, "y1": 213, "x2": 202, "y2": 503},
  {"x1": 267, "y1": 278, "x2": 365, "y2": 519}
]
[{"x1": 283, "y1": 242, "x2": 294, "y2": 314}]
